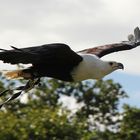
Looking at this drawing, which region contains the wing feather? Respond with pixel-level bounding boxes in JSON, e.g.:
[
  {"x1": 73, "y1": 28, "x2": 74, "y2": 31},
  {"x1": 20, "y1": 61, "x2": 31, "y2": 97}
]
[
  {"x1": 0, "y1": 43, "x2": 82, "y2": 65},
  {"x1": 0, "y1": 49, "x2": 39, "y2": 64},
  {"x1": 78, "y1": 27, "x2": 140, "y2": 58}
]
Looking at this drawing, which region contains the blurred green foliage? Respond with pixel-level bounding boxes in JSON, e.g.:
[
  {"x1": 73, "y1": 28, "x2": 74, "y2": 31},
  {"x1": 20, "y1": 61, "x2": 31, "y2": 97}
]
[{"x1": 0, "y1": 75, "x2": 139, "y2": 140}]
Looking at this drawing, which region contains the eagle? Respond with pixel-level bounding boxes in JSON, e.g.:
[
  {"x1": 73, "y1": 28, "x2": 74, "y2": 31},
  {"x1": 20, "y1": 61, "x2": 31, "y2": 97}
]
[{"x1": 0, "y1": 27, "x2": 140, "y2": 107}]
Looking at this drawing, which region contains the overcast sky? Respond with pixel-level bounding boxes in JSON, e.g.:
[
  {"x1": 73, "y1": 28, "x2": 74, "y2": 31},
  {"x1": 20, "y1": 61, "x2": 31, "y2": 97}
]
[
  {"x1": 0, "y1": 0, "x2": 140, "y2": 75},
  {"x1": 0, "y1": 0, "x2": 140, "y2": 107}
]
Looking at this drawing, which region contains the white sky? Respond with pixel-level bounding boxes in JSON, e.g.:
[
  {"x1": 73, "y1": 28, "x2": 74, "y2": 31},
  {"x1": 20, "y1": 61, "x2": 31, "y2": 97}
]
[{"x1": 0, "y1": 0, "x2": 140, "y2": 75}]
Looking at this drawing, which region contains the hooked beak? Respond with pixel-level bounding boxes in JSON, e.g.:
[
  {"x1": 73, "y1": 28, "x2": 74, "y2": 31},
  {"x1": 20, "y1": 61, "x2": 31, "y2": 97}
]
[{"x1": 117, "y1": 63, "x2": 124, "y2": 70}]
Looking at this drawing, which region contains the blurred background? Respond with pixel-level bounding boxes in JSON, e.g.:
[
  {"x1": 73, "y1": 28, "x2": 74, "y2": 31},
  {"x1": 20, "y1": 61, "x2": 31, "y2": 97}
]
[{"x1": 0, "y1": 0, "x2": 140, "y2": 139}]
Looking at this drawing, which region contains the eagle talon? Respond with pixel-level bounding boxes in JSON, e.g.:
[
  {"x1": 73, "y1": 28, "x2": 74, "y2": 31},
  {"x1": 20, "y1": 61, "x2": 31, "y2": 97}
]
[{"x1": 0, "y1": 78, "x2": 41, "y2": 108}]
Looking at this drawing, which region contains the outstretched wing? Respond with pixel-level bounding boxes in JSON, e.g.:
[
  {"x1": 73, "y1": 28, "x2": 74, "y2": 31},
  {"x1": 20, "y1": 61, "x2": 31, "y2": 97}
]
[
  {"x1": 0, "y1": 43, "x2": 83, "y2": 65},
  {"x1": 78, "y1": 27, "x2": 140, "y2": 58},
  {"x1": 0, "y1": 47, "x2": 39, "y2": 64}
]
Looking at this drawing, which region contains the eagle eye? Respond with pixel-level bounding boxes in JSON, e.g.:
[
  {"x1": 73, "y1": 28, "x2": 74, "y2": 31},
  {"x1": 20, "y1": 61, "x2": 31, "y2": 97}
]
[{"x1": 109, "y1": 62, "x2": 113, "y2": 66}]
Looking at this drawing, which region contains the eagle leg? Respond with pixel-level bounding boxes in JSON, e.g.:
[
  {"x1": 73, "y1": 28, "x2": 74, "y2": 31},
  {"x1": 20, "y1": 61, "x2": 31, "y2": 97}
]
[
  {"x1": 23, "y1": 78, "x2": 40, "y2": 92},
  {"x1": 0, "y1": 78, "x2": 41, "y2": 108}
]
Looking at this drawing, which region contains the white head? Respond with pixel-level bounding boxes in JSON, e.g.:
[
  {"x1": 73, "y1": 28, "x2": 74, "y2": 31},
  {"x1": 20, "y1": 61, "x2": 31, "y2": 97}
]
[
  {"x1": 101, "y1": 61, "x2": 124, "y2": 77},
  {"x1": 72, "y1": 54, "x2": 124, "y2": 81}
]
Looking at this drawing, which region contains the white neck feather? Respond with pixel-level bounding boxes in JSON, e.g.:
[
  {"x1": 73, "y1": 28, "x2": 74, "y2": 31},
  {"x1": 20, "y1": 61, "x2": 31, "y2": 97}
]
[{"x1": 71, "y1": 54, "x2": 113, "y2": 81}]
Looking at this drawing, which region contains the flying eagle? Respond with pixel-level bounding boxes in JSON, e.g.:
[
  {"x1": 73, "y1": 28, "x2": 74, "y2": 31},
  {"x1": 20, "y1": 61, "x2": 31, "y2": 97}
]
[{"x1": 0, "y1": 27, "x2": 140, "y2": 107}]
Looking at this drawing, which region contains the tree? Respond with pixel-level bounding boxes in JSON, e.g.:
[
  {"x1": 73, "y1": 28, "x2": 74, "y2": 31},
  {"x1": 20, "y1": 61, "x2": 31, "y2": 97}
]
[
  {"x1": 56, "y1": 79, "x2": 127, "y2": 130},
  {"x1": 0, "y1": 75, "x2": 127, "y2": 140},
  {"x1": 116, "y1": 105, "x2": 140, "y2": 140}
]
